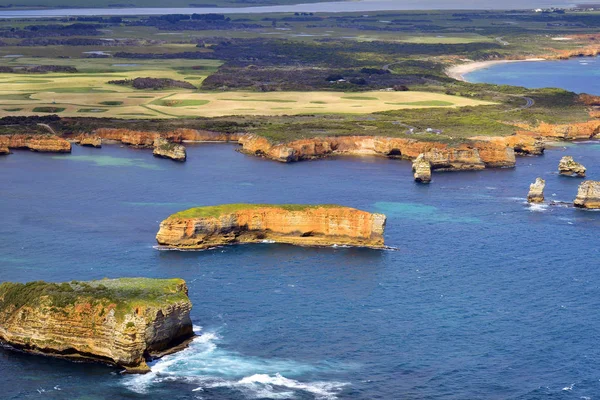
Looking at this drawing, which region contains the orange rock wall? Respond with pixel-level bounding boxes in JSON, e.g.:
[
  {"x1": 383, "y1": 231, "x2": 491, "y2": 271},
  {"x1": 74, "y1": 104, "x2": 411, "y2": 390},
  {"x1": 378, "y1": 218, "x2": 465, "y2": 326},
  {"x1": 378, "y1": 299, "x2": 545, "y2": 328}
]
[{"x1": 0, "y1": 134, "x2": 71, "y2": 153}]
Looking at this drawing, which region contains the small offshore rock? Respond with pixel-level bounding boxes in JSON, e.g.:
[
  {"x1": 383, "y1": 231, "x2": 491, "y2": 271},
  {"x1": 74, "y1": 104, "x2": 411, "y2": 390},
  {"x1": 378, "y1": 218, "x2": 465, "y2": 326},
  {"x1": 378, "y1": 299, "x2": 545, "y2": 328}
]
[
  {"x1": 527, "y1": 177, "x2": 545, "y2": 203},
  {"x1": 558, "y1": 156, "x2": 586, "y2": 177},
  {"x1": 574, "y1": 180, "x2": 600, "y2": 209},
  {"x1": 412, "y1": 154, "x2": 432, "y2": 183},
  {"x1": 79, "y1": 135, "x2": 102, "y2": 148},
  {"x1": 153, "y1": 137, "x2": 186, "y2": 162}
]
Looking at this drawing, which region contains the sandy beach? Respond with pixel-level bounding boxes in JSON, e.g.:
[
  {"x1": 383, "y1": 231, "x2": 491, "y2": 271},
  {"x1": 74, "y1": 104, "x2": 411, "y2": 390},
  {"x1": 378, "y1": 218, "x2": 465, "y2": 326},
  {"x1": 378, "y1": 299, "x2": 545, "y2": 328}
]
[{"x1": 445, "y1": 58, "x2": 546, "y2": 82}]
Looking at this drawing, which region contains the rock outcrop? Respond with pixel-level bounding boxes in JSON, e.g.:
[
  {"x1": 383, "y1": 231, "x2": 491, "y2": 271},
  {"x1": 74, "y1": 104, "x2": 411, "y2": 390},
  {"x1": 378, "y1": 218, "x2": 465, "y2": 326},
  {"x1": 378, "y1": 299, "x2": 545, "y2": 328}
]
[
  {"x1": 0, "y1": 278, "x2": 193, "y2": 373},
  {"x1": 0, "y1": 146, "x2": 10, "y2": 155},
  {"x1": 558, "y1": 156, "x2": 586, "y2": 177},
  {"x1": 238, "y1": 135, "x2": 517, "y2": 171},
  {"x1": 514, "y1": 121, "x2": 600, "y2": 140},
  {"x1": 527, "y1": 177, "x2": 545, "y2": 203},
  {"x1": 0, "y1": 134, "x2": 71, "y2": 153},
  {"x1": 153, "y1": 137, "x2": 186, "y2": 162},
  {"x1": 78, "y1": 135, "x2": 102, "y2": 148},
  {"x1": 156, "y1": 204, "x2": 386, "y2": 249},
  {"x1": 574, "y1": 181, "x2": 600, "y2": 209},
  {"x1": 412, "y1": 154, "x2": 431, "y2": 183}
]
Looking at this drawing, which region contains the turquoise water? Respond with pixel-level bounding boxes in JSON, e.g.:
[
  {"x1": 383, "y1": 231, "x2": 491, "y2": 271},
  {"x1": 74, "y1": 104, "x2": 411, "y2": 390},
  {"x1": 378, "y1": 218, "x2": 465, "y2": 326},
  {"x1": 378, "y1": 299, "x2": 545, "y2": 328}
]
[
  {"x1": 466, "y1": 57, "x2": 600, "y2": 95},
  {"x1": 1, "y1": 142, "x2": 600, "y2": 399}
]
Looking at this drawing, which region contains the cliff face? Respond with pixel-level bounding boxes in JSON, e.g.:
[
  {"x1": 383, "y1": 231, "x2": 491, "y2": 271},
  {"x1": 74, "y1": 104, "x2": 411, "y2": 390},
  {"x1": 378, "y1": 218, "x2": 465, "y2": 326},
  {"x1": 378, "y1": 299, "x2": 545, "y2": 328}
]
[
  {"x1": 0, "y1": 278, "x2": 193, "y2": 373},
  {"x1": 156, "y1": 204, "x2": 386, "y2": 249},
  {"x1": 238, "y1": 135, "x2": 518, "y2": 170},
  {"x1": 574, "y1": 181, "x2": 600, "y2": 209},
  {"x1": 0, "y1": 146, "x2": 9, "y2": 155},
  {"x1": 0, "y1": 135, "x2": 71, "y2": 153},
  {"x1": 93, "y1": 128, "x2": 241, "y2": 147},
  {"x1": 153, "y1": 137, "x2": 186, "y2": 162},
  {"x1": 515, "y1": 121, "x2": 600, "y2": 140},
  {"x1": 527, "y1": 178, "x2": 545, "y2": 203}
]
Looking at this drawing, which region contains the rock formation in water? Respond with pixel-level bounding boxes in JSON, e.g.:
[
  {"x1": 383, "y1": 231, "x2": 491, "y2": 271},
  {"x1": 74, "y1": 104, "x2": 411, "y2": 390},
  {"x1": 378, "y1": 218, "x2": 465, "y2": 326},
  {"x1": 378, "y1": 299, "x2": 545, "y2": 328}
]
[
  {"x1": 574, "y1": 180, "x2": 600, "y2": 209},
  {"x1": 527, "y1": 177, "x2": 546, "y2": 203},
  {"x1": 237, "y1": 135, "x2": 518, "y2": 170},
  {"x1": 156, "y1": 204, "x2": 386, "y2": 249},
  {"x1": 0, "y1": 278, "x2": 194, "y2": 373},
  {"x1": 0, "y1": 146, "x2": 10, "y2": 155},
  {"x1": 78, "y1": 135, "x2": 102, "y2": 148},
  {"x1": 0, "y1": 134, "x2": 71, "y2": 153},
  {"x1": 153, "y1": 137, "x2": 186, "y2": 162},
  {"x1": 412, "y1": 154, "x2": 432, "y2": 183},
  {"x1": 558, "y1": 156, "x2": 586, "y2": 177}
]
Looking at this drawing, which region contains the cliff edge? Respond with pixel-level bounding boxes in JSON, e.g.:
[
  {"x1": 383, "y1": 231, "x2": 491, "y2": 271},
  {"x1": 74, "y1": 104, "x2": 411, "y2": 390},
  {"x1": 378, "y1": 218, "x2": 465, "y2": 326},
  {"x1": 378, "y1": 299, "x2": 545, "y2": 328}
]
[
  {"x1": 156, "y1": 204, "x2": 386, "y2": 249},
  {"x1": 0, "y1": 278, "x2": 193, "y2": 373}
]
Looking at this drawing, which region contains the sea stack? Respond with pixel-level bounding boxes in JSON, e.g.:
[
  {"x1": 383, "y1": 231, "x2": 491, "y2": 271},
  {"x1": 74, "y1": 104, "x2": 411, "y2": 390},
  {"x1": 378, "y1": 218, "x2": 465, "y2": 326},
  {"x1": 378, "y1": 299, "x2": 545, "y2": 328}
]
[
  {"x1": 156, "y1": 204, "x2": 386, "y2": 249},
  {"x1": 0, "y1": 278, "x2": 194, "y2": 373},
  {"x1": 574, "y1": 180, "x2": 600, "y2": 209},
  {"x1": 79, "y1": 135, "x2": 102, "y2": 148},
  {"x1": 412, "y1": 154, "x2": 432, "y2": 183},
  {"x1": 527, "y1": 177, "x2": 545, "y2": 203},
  {"x1": 153, "y1": 137, "x2": 186, "y2": 162},
  {"x1": 558, "y1": 156, "x2": 586, "y2": 177}
]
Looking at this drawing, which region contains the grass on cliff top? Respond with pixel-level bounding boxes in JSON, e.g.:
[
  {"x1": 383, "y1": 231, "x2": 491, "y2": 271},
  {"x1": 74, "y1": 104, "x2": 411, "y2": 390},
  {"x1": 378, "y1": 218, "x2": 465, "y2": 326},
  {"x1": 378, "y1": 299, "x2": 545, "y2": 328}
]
[
  {"x1": 170, "y1": 204, "x2": 342, "y2": 219},
  {"x1": 0, "y1": 278, "x2": 189, "y2": 322}
]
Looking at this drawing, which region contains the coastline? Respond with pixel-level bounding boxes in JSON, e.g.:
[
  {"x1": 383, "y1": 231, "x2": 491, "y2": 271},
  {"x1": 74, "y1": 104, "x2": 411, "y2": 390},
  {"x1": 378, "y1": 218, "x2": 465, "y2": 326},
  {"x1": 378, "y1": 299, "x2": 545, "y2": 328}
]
[{"x1": 445, "y1": 58, "x2": 546, "y2": 82}]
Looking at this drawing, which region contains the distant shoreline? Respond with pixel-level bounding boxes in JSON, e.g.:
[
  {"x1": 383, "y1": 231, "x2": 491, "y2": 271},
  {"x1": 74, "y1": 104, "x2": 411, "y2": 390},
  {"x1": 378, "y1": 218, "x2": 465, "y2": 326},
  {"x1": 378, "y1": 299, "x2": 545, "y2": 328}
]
[{"x1": 445, "y1": 58, "x2": 546, "y2": 82}]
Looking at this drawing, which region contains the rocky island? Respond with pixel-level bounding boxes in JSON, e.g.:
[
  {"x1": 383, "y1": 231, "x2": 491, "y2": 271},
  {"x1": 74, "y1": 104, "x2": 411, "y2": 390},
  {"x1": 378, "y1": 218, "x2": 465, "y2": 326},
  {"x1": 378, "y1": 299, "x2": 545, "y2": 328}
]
[
  {"x1": 558, "y1": 156, "x2": 586, "y2": 177},
  {"x1": 153, "y1": 137, "x2": 186, "y2": 162},
  {"x1": 0, "y1": 278, "x2": 193, "y2": 373},
  {"x1": 527, "y1": 178, "x2": 545, "y2": 203},
  {"x1": 156, "y1": 204, "x2": 386, "y2": 249}
]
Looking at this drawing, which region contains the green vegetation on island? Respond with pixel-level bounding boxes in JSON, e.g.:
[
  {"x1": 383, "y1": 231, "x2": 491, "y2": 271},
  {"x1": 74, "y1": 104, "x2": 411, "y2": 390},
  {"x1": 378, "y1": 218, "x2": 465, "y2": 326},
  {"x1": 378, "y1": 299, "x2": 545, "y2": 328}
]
[{"x1": 169, "y1": 204, "x2": 342, "y2": 219}]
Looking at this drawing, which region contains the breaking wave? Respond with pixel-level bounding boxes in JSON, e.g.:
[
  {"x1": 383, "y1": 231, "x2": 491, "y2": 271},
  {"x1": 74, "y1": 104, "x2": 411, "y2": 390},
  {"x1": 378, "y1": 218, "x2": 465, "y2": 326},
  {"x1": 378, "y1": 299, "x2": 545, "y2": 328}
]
[{"x1": 124, "y1": 327, "x2": 350, "y2": 399}]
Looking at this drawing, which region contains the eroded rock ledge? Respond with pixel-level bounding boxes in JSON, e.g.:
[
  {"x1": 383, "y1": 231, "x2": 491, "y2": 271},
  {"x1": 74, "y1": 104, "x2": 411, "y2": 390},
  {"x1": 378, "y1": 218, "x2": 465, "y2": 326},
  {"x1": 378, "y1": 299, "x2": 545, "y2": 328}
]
[
  {"x1": 0, "y1": 134, "x2": 71, "y2": 153},
  {"x1": 574, "y1": 181, "x2": 600, "y2": 209},
  {"x1": 237, "y1": 134, "x2": 541, "y2": 170},
  {"x1": 153, "y1": 137, "x2": 186, "y2": 162},
  {"x1": 156, "y1": 204, "x2": 386, "y2": 249},
  {"x1": 0, "y1": 278, "x2": 193, "y2": 373}
]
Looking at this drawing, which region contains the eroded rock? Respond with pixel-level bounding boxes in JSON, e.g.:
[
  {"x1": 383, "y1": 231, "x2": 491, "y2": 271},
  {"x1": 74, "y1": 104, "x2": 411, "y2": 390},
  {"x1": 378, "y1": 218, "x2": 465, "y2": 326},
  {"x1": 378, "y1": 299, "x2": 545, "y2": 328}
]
[
  {"x1": 78, "y1": 135, "x2": 102, "y2": 148},
  {"x1": 574, "y1": 180, "x2": 600, "y2": 209},
  {"x1": 153, "y1": 137, "x2": 186, "y2": 162},
  {"x1": 412, "y1": 154, "x2": 432, "y2": 183},
  {"x1": 559, "y1": 156, "x2": 586, "y2": 177},
  {"x1": 527, "y1": 177, "x2": 545, "y2": 203}
]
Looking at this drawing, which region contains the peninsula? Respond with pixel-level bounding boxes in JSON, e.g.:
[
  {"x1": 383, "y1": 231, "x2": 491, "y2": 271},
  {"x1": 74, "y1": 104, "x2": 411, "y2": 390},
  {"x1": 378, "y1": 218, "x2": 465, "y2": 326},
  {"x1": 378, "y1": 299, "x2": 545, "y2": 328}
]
[
  {"x1": 0, "y1": 278, "x2": 194, "y2": 373},
  {"x1": 156, "y1": 204, "x2": 386, "y2": 249}
]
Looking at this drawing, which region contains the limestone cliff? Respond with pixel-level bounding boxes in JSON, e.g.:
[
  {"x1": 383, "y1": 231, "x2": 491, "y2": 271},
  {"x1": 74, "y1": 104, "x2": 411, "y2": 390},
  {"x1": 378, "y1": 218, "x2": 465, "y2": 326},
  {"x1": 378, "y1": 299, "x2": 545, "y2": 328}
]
[
  {"x1": 156, "y1": 204, "x2": 386, "y2": 249},
  {"x1": 0, "y1": 146, "x2": 10, "y2": 155},
  {"x1": 412, "y1": 154, "x2": 431, "y2": 183},
  {"x1": 78, "y1": 135, "x2": 102, "y2": 148},
  {"x1": 238, "y1": 135, "x2": 517, "y2": 170},
  {"x1": 527, "y1": 178, "x2": 545, "y2": 203},
  {"x1": 0, "y1": 134, "x2": 71, "y2": 153},
  {"x1": 93, "y1": 128, "x2": 240, "y2": 147},
  {"x1": 558, "y1": 156, "x2": 586, "y2": 177},
  {"x1": 0, "y1": 278, "x2": 193, "y2": 373},
  {"x1": 514, "y1": 121, "x2": 600, "y2": 140},
  {"x1": 574, "y1": 181, "x2": 600, "y2": 209},
  {"x1": 153, "y1": 137, "x2": 186, "y2": 162}
]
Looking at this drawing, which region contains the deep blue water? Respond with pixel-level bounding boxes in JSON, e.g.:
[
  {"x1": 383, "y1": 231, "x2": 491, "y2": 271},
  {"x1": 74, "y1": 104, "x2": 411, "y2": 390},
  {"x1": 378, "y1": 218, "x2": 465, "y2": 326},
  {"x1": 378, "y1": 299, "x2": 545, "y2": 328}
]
[
  {"x1": 467, "y1": 56, "x2": 600, "y2": 95},
  {"x1": 1, "y1": 141, "x2": 600, "y2": 399}
]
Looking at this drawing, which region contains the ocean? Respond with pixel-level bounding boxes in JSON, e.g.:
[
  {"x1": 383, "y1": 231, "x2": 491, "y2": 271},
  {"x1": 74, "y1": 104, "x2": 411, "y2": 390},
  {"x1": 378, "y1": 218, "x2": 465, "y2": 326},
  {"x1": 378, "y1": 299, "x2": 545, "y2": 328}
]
[{"x1": 1, "y1": 139, "x2": 599, "y2": 399}]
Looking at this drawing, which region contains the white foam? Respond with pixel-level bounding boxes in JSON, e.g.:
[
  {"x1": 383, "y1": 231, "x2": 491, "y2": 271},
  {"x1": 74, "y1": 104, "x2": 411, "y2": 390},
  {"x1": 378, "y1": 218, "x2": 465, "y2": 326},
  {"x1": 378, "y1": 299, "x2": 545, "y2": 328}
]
[
  {"x1": 124, "y1": 327, "x2": 350, "y2": 399},
  {"x1": 562, "y1": 383, "x2": 574, "y2": 391},
  {"x1": 529, "y1": 203, "x2": 548, "y2": 212}
]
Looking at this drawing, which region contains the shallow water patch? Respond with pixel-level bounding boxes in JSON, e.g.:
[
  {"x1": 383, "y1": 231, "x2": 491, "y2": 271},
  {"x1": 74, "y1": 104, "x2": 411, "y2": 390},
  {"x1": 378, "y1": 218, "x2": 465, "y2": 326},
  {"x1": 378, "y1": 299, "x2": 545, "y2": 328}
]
[
  {"x1": 51, "y1": 155, "x2": 162, "y2": 170},
  {"x1": 373, "y1": 202, "x2": 481, "y2": 223}
]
